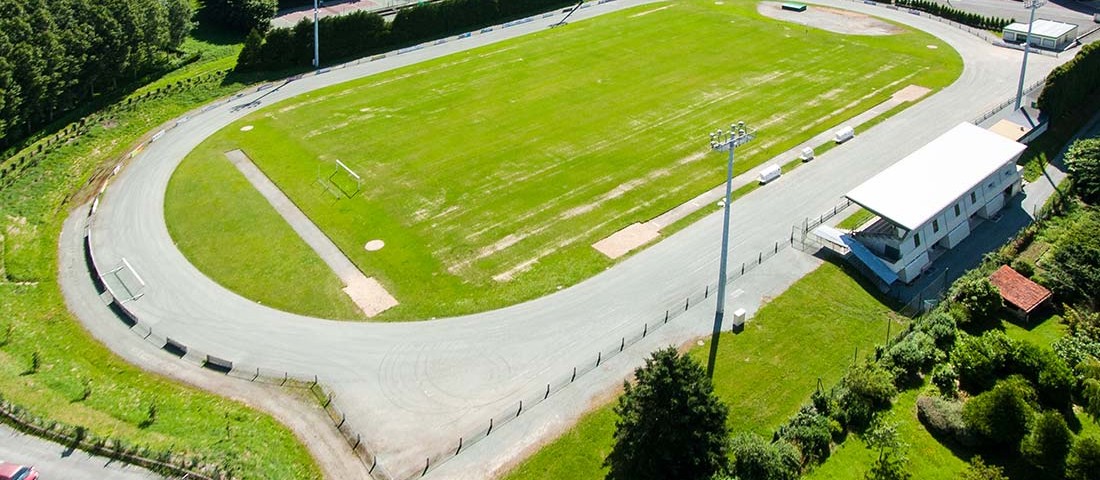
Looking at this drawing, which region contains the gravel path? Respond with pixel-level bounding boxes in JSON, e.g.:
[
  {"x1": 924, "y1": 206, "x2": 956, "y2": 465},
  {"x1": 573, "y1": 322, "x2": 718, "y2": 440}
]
[{"x1": 57, "y1": 1, "x2": 1072, "y2": 478}]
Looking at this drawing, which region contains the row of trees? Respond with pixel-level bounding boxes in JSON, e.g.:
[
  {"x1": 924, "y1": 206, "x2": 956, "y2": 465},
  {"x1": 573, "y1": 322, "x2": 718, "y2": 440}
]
[
  {"x1": 0, "y1": 0, "x2": 193, "y2": 152},
  {"x1": 1039, "y1": 41, "x2": 1100, "y2": 126},
  {"x1": 201, "y1": 0, "x2": 278, "y2": 33},
  {"x1": 894, "y1": 0, "x2": 1013, "y2": 31},
  {"x1": 236, "y1": 0, "x2": 575, "y2": 70}
]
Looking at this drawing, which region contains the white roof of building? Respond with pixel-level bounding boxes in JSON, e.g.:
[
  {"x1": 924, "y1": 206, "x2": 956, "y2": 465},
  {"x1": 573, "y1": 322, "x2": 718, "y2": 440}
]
[
  {"x1": 1004, "y1": 19, "x2": 1078, "y2": 39},
  {"x1": 846, "y1": 122, "x2": 1026, "y2": 231}
]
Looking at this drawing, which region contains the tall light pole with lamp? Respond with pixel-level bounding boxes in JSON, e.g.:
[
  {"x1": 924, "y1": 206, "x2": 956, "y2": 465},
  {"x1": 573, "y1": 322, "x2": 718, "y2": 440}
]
[
  {"x1": 705, "y1": 121, "x2": 756, "y2": 378},
  {"x1": 1014, "y1": 0, "x2": 1045, "y2": 111}
]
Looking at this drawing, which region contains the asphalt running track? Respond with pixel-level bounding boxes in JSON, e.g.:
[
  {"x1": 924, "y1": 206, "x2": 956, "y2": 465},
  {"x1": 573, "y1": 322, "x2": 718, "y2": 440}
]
[{"x1": 57, "y1": 1, "x2": 1069, "y2": 478}]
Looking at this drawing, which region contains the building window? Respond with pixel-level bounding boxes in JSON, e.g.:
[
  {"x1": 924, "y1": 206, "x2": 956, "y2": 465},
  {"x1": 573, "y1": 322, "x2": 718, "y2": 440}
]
[
  {"x1": 933, "y1": 219, "x2": 940, "y2": 233},
  {"x1": 970, "y1": 192, "x2": 977, "y2": 204},
  {"x1": 914, "y1": 233, "x2": 921, "y2": 248},
  {"x1": 954, "y1": 204, "x2": 961, "y2": 217}
]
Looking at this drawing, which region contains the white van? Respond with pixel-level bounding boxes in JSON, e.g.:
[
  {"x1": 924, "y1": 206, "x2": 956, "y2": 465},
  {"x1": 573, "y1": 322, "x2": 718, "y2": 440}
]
[
  {"x1": 800, "y1": 147, "x2": 814, "y2": 161},
  {"x1": 758, "y1": 164, "x2": 781, "y2": 184},
  {"x1": 834, "y1": 126, "x2": 855, "y2": 143}
]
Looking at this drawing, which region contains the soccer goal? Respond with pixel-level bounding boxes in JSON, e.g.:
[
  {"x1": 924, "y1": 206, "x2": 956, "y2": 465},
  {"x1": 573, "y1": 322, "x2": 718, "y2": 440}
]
[{"x1": 317, "y1": 159, "x2": 363, "y2": 200}]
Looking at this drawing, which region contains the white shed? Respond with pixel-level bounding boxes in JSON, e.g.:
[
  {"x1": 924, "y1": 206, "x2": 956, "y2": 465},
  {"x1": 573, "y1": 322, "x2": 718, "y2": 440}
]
[{"x1": 1003, "y1": 19, "x2": 1078, "y2": 51}]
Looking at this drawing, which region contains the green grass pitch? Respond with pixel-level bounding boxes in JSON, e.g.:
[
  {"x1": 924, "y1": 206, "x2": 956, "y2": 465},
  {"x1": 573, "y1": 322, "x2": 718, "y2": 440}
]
[{"x1": 165, "y1": 0, "x2": 961, "y2": 320}]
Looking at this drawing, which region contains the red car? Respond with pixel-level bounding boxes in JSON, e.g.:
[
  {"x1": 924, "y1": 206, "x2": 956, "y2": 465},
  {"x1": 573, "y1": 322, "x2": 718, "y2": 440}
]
[{"x1": 0, "y1": 462, "x2": 38, "y2": 480}]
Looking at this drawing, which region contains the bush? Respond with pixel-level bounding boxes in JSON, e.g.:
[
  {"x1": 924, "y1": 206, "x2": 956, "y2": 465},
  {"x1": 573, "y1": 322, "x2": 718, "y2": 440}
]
[
  {"x1": 1010, "y1": 257, "x2": 1035, "y2": 279},
  {"x1": 952, "y1": 331, "x2": 1013, "y2": 391},
  {"x1": 1081, "y1": 359, "x2": 1100, "y2": 424},
  {"x1": 777, "y1": 405, "x2": 832, "y2": 467},
  {"x1": 958, "y1": 457, "x2": 1008, "y2": 480},
  {"x1": 950, "y1": 275, "x2": 1003, "y2": 325},
  {"x1": 1042, "y1": 209, "x2": 1100, "y2": 309},
  {"x1": 837, "y1": 361, "x2": 897, "y2": 430},
  {"x1": 1064, "y1": 305, "x2": 1100, "y2": 342},
  {"x1": 915, "y1": 310, "x2": 957, "y2": 351},
  {"x1": 1066, "y1": 435, "x2": 1100, "y2": 480},
  {"x1": 915, "y1": 395, "x2": 976, "y2": 446},
  {"x1": 962, "y1": 376, "x2": 1036, "y2": 446},
  {"x1": 1053, "y1": 335, "x2": 1100, "y2": 374},
  {"x1": 728, "y1": 433, "x2": 800, "y2": 480},
  {"x1": 1020, "y1": 411, "x2": 1072, "y2": 474},
  {"x1": 883, "y1": 332, "x2": 938, "y2": 385},
  {"x1": 931, "y1": 363, "x2": 959, "y2": 397},
  {"x1": 1068, "y1": 138, "x2": 1100, "y2": 205},
  {"x1": 1009, "y1": 341, "x2": 1075, "y2": 408}
]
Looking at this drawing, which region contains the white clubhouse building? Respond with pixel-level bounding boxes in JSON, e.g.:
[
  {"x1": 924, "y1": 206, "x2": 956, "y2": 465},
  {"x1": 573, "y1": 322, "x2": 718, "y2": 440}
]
[{"x1": 843, "y1": 122, "x2": 1026, "y2": 284}]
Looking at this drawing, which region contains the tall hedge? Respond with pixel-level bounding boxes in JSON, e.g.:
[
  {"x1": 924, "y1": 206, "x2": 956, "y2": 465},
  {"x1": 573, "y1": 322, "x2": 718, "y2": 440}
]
[
  {"x1": 237, "y1": 0, "x2": 576, "y2": 71},
  {"x1": 202, "y1": 0, "x2": 277, "y2": 33},
  {"x1": 1038, "y1": 41, "x2": 1100, "y2": 125},
  {"x1": 894, "y1": 0, "x2": 1013, "y2": 31}
]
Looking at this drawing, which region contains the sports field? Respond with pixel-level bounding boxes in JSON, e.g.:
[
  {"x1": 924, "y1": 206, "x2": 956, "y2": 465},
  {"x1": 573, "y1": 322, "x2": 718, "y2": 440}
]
[{"x1": 166, "y1": 0, "x2": 961, "y2": 320}]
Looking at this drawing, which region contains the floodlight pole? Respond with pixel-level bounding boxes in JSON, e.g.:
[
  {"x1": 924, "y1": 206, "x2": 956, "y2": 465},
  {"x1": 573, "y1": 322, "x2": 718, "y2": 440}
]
[
  {"x1": 313, "y1": 0, "x2": 320, "y2": 69},
  {"x1": 705, "y1": 122, "x2": 756, "y2": 378},
  {"x1": 1014, "y1": 0, "x2": 1044, "y2": 111}
]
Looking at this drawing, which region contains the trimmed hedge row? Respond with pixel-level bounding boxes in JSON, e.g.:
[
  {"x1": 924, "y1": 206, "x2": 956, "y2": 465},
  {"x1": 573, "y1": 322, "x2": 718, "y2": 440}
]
[
  {"x1": 237, "y1": 0, "x2": 577, "y2": 71},
  {"x1": 894, "y1": 0, "x2": 1013, "y2": 31}
]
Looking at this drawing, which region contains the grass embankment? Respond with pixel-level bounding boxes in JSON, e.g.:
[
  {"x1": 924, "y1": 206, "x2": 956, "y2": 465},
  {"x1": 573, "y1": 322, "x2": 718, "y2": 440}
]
[
  {"x1": 166, "y1": 0, "x2": 962, "y2": 321},
  {"x1": 504, "y1": 262, "x2": 907, "y2": 480},
  {"x1": 0, "y1": 19, "x2": 321, "y2": 479}
]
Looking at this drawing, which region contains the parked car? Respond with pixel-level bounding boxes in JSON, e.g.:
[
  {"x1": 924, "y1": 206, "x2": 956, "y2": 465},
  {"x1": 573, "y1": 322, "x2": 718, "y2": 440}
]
[{"x1": 0, "y1": 462, "x2": 38, "y2": 480}]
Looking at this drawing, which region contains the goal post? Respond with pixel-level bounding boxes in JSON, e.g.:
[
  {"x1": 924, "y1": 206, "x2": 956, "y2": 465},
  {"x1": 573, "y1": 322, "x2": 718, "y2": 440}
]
[{"x1": 316, "y1": 158, "x2": 363, "y2": 199}]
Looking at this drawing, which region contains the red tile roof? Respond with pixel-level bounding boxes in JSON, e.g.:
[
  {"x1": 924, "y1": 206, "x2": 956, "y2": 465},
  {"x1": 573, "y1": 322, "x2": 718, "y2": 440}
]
[{"x1": 989, "y1": 265, "x2": 1052, "y2": 313}]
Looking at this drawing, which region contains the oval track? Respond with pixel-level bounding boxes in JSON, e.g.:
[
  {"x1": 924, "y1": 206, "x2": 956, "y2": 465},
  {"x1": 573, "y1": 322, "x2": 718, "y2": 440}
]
[{"x1": 59, "y1": 1, "x2": 1068, "y2": 478}]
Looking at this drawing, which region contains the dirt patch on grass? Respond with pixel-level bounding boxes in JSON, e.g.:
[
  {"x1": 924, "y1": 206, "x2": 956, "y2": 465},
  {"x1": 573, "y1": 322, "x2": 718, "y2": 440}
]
[{"x1": 756, "y1": 2, "x2": 904, "y2": 36}]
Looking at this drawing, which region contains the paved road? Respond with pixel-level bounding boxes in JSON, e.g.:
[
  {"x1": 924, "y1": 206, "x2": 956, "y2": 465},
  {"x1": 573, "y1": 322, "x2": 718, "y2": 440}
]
[
  {"x1": 0, "y1": 423, "x2": 162, "y2": 480},
  {"x1": 935, "y1": 0, "x2": 1099, "y2": 32},
  {"x1": 57, "y1": 1, "x2": 1073, "y2": 478}
]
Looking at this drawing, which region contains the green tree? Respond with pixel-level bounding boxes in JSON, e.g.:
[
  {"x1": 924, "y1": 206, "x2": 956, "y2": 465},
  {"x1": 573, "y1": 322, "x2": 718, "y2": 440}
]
[
  {"x1": 950, "y1": 275, "x2": 1003, "y2": 324},
  {"x1": 952, "y1": 331, "x2": 1013, "y2": 391},
  {"x1": 1020, "y1": 411, "x2": 1072, "y2": 474},
  {"x1": 962, "y1": 376, "x2": 1036, "y2": 446},
  {"x1": 838, "y1": 361, "x2": 897, "y2": 430},
  {"x1": 957, "y1": 457, "x2": 1007, "y2": 480},
  {"x1": 864, "y1": 421, "x2": 911, "y2": 480},
  {"x1": 237, "y1": 28, "x2": 265, "y2": 70},
  {"x1": 1067, "y1": 138, "x2": 1100, "y2": 204},
  {"x1": 777, "y1": 405, "x2": 832, "y2": 466},
  {"x1": 1066, "y1": 435, "x2": 1100, "y2": 480},
  {"x1": 1081, "y1": 359, "x2": 1100, "y2": 424},
  {"x1": 728, "y1": 433, "x2": 800, "y2": 480},
  {"x1": 604, "y1": 347, "x2": 729, "y2": 480},
  {"x1": 165, "y1": 0, "x2": 194, "y2": 47}
]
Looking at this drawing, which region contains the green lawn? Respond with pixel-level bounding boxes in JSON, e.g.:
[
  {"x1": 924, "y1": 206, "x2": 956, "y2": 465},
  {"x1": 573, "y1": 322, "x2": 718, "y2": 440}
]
[
  {"x1": 166, "y1": 0, "x2": 962, "y2": 321},
  {"x1": 504, "y1": 261, "x2": 906, "y2": 480},
  {"x1": 166, "y1": 140, "x2": 365, "y2": 319}
]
